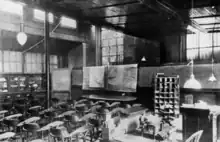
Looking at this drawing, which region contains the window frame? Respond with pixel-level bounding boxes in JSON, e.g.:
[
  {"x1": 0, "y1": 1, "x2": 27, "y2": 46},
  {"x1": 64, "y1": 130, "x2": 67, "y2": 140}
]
[
  {"x1": 60, "y1": 16, "x2": 77, "y2": 29},
  {"x1": 33, "y1": 9, "x2": 54, "y2": 23}
]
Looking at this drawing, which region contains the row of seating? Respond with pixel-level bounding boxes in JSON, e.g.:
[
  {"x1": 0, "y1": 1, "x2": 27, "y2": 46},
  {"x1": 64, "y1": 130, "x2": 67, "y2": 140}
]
[{"x1": 0, "y1": 97, "x2": 143, "y2": 142}]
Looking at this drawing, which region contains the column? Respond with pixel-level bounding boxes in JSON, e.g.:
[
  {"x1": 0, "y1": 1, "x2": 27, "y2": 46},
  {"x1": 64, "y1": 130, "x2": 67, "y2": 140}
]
[
  {"x1": 82, "y1": 43, "x2": 87, "y2": 67},
  {"x1": 44, "y1": 10, "x2": 50, "y2": 108},
  {"x1": 95, "y1": 26, "x2": 101, "y2": 66}
]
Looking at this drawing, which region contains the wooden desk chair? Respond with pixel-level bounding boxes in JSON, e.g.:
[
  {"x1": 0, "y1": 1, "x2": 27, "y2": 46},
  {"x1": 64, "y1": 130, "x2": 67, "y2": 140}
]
[
  {"x1": 2, "y1": 119, "x2": 19, "y2": 132},
  {"x1": 49, "y1": 127, "x2": 71, "y2": 142},
  {"x1": 64, "y1": 115, "x2": 84, "y2": 132},
  {"x1": 0, "y1": 132, "x2": 16, "y2": 142},
  {"x1": 69, "y1": 125, "x2": 91, "y2": 142},
  {"x1": 23, "y1": 123, "x2": 40, "y2": 141},
  {"x1": 30, "y1": 139, "x2": 45, "y2": 142},
  {"x1": 44, "y1": 111, "x2": 57, "y2": 123},
  {"x1": 132, "y1": 104, "x2": 142, "y2": 107},
  {"x1": 2, "y1": 96, "x2": 13, "y2": 113},
  {"x1": 185, "y1": 130, "x2": 203, "y2": 142}
]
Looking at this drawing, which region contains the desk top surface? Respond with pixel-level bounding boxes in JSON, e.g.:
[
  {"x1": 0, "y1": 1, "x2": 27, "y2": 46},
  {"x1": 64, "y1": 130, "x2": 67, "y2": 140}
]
[{"x1": 82, "y1": 94, "x2": 136, "y2": 101}]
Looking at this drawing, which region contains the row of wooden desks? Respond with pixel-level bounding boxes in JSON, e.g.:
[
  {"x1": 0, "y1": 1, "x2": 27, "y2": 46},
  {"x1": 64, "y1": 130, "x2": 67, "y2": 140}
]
[{"x1": 82, "y1": 94, "x2": 137, "y2": 102}]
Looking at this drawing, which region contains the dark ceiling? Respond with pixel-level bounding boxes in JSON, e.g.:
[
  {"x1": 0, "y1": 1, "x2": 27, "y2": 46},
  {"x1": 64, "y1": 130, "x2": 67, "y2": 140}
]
[
  {"x1": 1, "y1": 30, "x2": 80, "y2": 54},
  {"x1": 18, "y1": 0, "x2": 220, "y2": 40}
]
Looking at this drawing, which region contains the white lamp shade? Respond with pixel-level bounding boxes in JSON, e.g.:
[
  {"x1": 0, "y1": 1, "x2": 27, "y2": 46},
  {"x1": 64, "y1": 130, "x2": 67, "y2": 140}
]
[
  {"x1": 16, "y1": 32, "x2": 27, "y2": 46},
  {"x1": 184, "y1": 74, "x2": 202, "y2": 89},
  {"x1": 209, "y1": 73, "x2": 217, "y2": 82},
  {"x1": 141, "y1": 56, "x2": 146, "y2": 61}
]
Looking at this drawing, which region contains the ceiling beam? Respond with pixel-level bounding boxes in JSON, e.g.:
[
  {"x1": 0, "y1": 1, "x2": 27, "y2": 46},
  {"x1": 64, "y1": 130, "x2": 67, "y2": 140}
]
[
  {"x1": 206, "y1": 27, "x2": 220, "y2": 30},
  {"x1": 200, "y1": 22, "x2": 220, "y2": 25},
  {"x1": 89, "y1": 0, "x2": 139, "y2": 10},
  {"x1": 169, "y1": 0, "x2": 220, "y2": 9},
  {"x1": 209, "y1": 30, "x2": 220, "y2": 33},
  {"x1": 0, "y1": 20, "x2": 85, "y2": 42},
  {"x1": 14, "y1": 0, "x2": 151, "y2": 39},
  {"x1": 94, "y1": 11, "x2": 158, "y2": 19},
  {"x1": 192, "y1": 14, "x2": 220, "y2": 19}
]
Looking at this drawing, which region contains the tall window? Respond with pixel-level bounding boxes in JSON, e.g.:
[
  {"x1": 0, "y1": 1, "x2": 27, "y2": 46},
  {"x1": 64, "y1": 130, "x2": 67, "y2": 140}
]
[
  {"x1": 101, "y1": 28, "x2": 124, "y2": 65},
  {"x1": 187, "y1": 32, "x2": 220, "y2": 61},
  {"x1": 3, "y1": 51, "x2": 22, "y2": 73},
  {"x1": 33, "y1": 9, "x2": 54, "y2": 23},
  {"x1": 0, "y1": 0, "x2": 23, "y2": 16},
  {"x1": 60, "y1": 16, "x2": 77, "y2": 29}
]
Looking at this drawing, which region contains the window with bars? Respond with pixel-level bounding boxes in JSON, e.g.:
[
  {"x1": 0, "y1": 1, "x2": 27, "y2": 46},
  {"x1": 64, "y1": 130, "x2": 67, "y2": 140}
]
[
  {"x1": 101, "y1": 28, "x2": 124, "y2": 65},
  {"x1": 0, "y1": 51, "x2": 59, "y2": 74},
  {"x1": 3, "y1": 51, "x2": 22, "y2": 73},
  {"x1": 25, "y1": 53, "x2": 43, "y2": 73},
  {"x1": 26, "y1": 53, "x2": 59, "y2": 73},
  {"x1": 187, "y1": 32, "x2": 220, "y2": 61}
]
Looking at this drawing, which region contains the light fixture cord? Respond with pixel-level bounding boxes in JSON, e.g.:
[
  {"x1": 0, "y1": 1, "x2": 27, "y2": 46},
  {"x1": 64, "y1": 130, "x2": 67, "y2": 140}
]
[
  {"x1": 22, "y1": 21, "x2": 61, "y2": 53},
  {"x1": 191, "y1": 59, "x2": 194, "y2": 75},
  {"x1": 21, "y1": 9, "x2": 24, "y2": 32},
  {"x1": 211, "y1": 17, "x2": 216, "y2": 73}
]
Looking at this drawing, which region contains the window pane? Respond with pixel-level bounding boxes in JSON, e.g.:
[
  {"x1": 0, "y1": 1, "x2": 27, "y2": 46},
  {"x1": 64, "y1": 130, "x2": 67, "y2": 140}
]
[
  {"x1": 4, "y1": 62, "x2": 10, "y2": 72},
  {"x1": 26, "y1": 64, "x2": 31, "y2": 73},
  {"x1": 109, "y1": 39, "x2": 116, "y2": 46},
  {"x1": 214, "y1": 33, "x2": 220, "y2": 46},
  {"x1": 102, "y1": 40, "x2": 109, "y2": 47},
  {"x1": 0, "y1": 0, "x2": 23, "y2": 16},
  {"x1": 60, "y1": 16, "x2": 77, "y2": 29},
  {"x1": 117, "y1": 38, "x2": 124, "y2": 45},
  {"x1": 33, "y1": 9, "x2": 54, "y2": 23},
  {"x1": 110, "y1": 46, "x2": 117, "y2": 55},
  {"x1": 214, "y1": 47, "x2": 220, "y2": 61},
  {"x1": 16, "y1": 63, "x2": 22, "y2": 73},
  {"x1": 110, "y1": 56, "x2": 116, "y2": 62},
  {"x1": 187, "y1": 49, "x2": 199, "y2": 60},
  {"x1": 187, "y1": 34, "x2": 198, "y2": 49},
  {"x1": 17, "y1": 52, "x2": 22, "y2": 62},
  {"x1": 102, "y1": 30, "x2": 108, "y2": 39},
  {"x1": 0, "y1": 62, "x2": 2, "y2": 72},
  {"x1": 199, "y1": 33, "x2": 212, "y2": 47},
  {"x1": 10, "y1": 52, "x2": 16, "y2": 62},
  {"x1": 36, "y1": 54, "x2": 41, "y2": 63},
  {"x1": 118, "y1": 55, "x2": 124, "y2": 62},
  {"x1": 200, "y1": 48, "x2": 212, "y2": 60},
  {"x1": 0, "y1": 51, "x2": 2, "y2": 61},
  {"x1": 102, "y1": 57, "x2": 109, "y2": 65},
  {"x1": 4, "y1": 51, "x2": 10, "y2": 62},
  {"x1": 10, "y1": 63, "x2": 16, "y2": 72},
  {"x1": 102, "y1": 47, "x2": 109, "y2": 56},
  {"x1": 32, "y1": 54, "x2": 37, "y2": 63},
  {"x1": 118, "y1": 45, "x2": 123, "y2": 54}
]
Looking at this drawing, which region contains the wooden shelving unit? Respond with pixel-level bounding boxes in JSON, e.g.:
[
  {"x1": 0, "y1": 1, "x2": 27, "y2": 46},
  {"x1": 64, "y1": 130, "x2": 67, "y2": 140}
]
[{"x1": 154, "y1": 73, "x2": 180, "y2": 117}]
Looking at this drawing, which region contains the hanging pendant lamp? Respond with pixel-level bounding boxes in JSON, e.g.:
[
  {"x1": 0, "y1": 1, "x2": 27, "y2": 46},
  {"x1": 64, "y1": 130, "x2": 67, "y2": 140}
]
[
  {"x1": 17, "y1": 31, "x2": 27, "y2": 46},
  {"x1": 17, "y1": 14, "x2": 27, "y2": 46},
  {"x1": 209, "y1": 58, "x2": 217, "y2": 82},
  {"x1": 208, "y1": 19, "x2": 217, "y2": 82},
  {"x1": 184, "y1": 60, "x2": 202, "y2": 89},
  {"x1": 141, "y1": 56, "x2": 146, "y2": 61}
]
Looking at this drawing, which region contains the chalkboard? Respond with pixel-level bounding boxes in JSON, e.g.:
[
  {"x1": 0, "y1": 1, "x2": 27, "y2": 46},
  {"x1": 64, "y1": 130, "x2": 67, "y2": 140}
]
[
  {"x1": 72, "y1": 69, "x2": 83, "y2": 86},
  {"x1": 52, "y1": 68, "x2": 71, "y2": 91}
]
